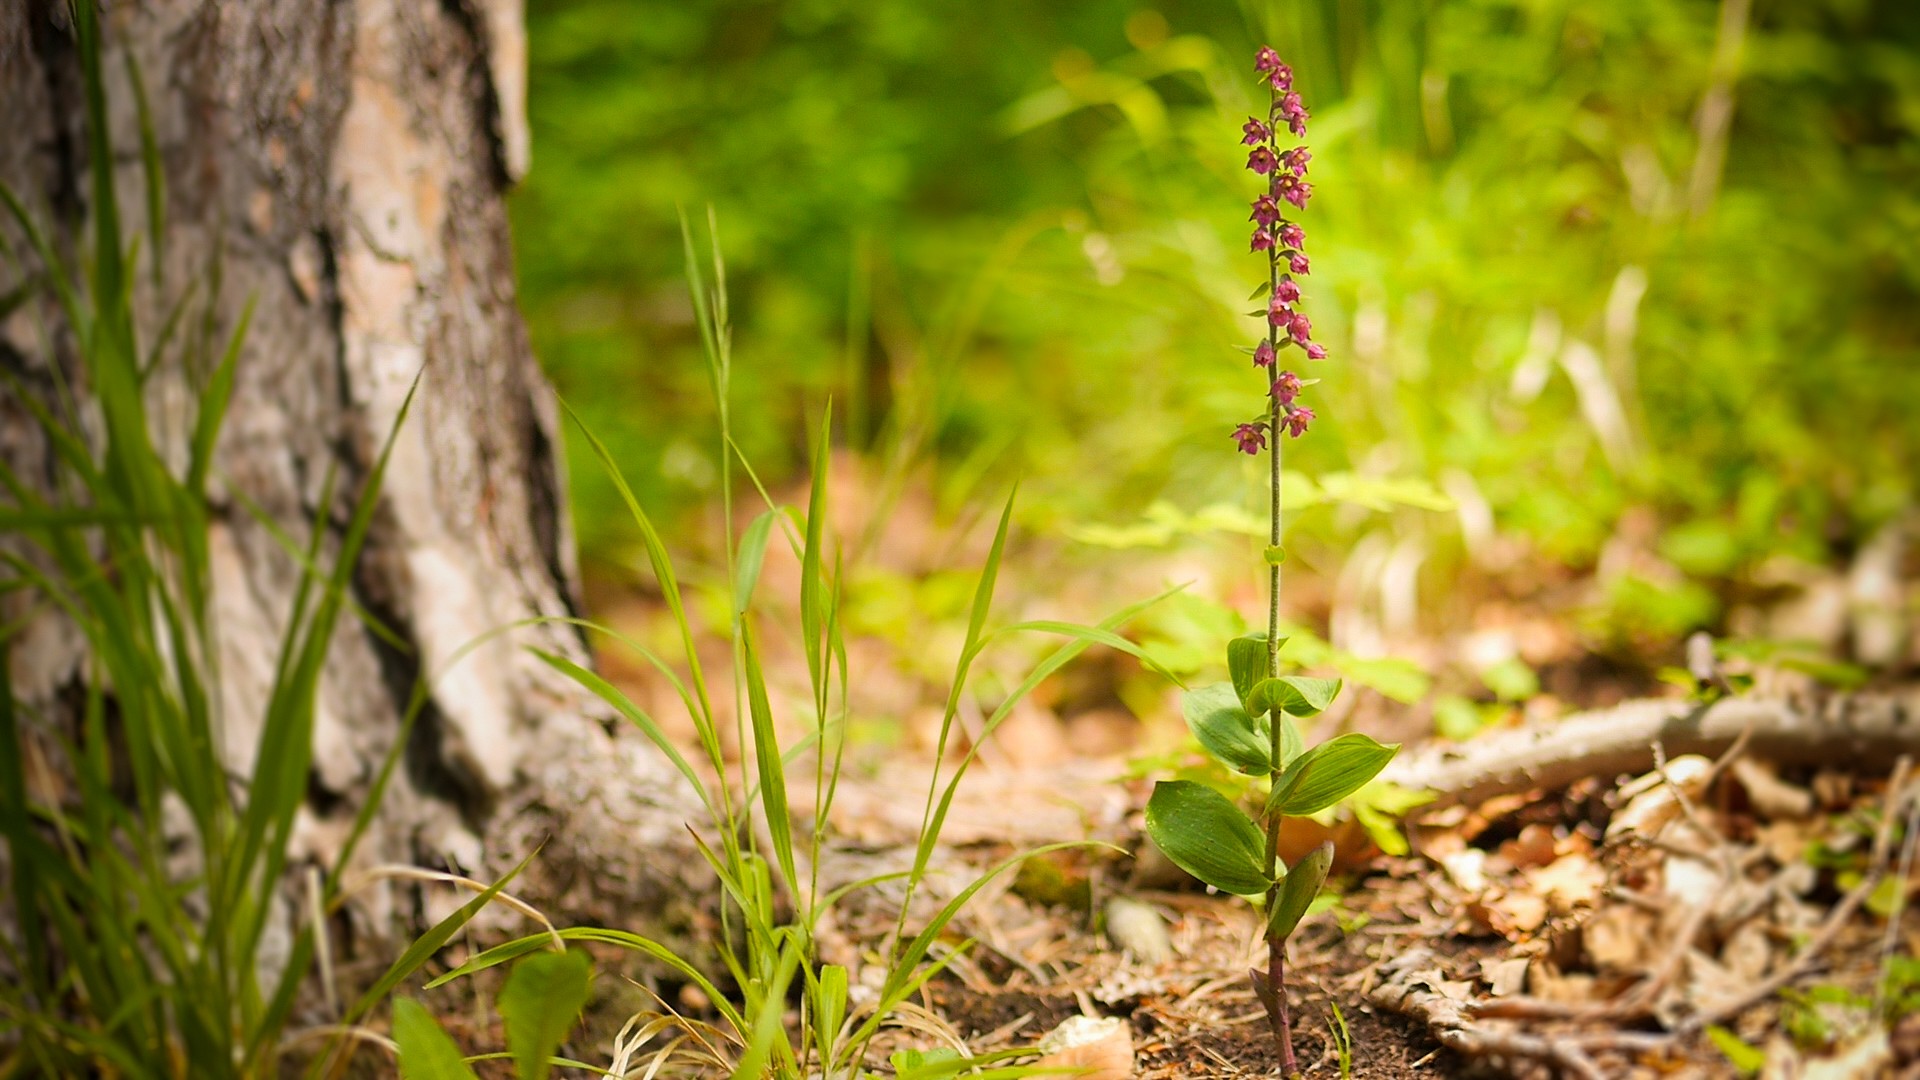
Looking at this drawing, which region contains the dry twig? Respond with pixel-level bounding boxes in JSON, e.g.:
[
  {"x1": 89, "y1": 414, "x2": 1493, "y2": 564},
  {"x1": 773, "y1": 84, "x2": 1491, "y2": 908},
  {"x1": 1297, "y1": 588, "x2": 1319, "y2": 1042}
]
[{"x1": 1368, "y1": 950, "x2": 1608, "y2": 1079}]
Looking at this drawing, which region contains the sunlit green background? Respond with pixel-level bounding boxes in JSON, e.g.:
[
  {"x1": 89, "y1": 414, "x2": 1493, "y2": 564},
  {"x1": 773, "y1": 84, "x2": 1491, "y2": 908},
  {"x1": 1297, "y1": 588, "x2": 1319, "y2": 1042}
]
[{"x1": 514, "y1": 0, "x2": 1919, "y2": 660}]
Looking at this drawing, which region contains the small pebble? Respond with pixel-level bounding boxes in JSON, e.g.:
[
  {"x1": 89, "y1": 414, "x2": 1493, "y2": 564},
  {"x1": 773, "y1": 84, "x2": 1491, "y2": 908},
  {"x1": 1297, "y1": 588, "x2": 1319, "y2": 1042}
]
[{"x1": 1104, "y1": 896, "x2": 1172, "y2": 964}]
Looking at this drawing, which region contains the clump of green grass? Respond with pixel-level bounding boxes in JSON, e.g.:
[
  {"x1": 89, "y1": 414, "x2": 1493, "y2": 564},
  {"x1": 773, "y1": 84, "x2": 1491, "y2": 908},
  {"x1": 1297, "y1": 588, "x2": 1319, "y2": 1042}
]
[
  {"x1": 0, "y1": 5, "x2": 527, "y2": 1074},
  {"x1": 404, "y1": 212, "x2": 1178, "y2": 1078}
]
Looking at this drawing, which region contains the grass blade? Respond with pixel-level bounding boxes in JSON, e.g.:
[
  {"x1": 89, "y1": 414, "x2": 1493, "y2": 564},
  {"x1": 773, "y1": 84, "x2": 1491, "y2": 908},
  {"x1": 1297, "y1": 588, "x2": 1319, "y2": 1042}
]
[{"x1": 742, "y1": 626, "x2": 798, "y2": 900}]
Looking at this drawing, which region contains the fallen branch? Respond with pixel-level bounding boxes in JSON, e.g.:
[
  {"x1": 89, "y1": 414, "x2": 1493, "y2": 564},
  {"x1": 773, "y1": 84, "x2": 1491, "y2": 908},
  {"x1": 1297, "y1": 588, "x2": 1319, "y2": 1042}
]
[{"x1": 1383, "y1": 689, "x2": 1920, "y2": 810}]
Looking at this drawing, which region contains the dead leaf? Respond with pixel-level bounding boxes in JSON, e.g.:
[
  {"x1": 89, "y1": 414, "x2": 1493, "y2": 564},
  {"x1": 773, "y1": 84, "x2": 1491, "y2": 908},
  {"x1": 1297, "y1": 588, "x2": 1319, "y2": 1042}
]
[
  {"x1": 1501, "y1": 822, "x2": 1559, "y2": 869},
  {"x1": 1527, "y1": 852, "x2": 1606, "y2": 914},
  {"x1": 1480, "y1": 956, "x2": 1529, "y2": 997}
]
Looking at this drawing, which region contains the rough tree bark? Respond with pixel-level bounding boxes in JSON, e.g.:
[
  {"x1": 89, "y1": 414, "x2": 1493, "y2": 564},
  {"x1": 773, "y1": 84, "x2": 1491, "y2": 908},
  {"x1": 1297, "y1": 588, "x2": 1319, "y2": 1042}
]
[{"x1": 0, "y1": 1, "x2": 702, "y2": 941}]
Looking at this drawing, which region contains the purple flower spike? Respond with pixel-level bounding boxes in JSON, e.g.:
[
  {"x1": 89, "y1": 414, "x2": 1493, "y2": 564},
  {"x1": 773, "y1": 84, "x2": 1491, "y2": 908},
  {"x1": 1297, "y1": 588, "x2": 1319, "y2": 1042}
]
[{"x1": 1238, "y1": 49, "x2": 1328, "y2": 450}]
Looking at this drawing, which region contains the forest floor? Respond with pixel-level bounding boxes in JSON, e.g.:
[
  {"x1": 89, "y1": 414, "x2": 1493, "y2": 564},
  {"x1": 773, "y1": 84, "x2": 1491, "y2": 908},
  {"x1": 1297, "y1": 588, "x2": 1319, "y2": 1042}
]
[{"x1": 490, "y1": 463, "x2": 1920, "y2": 1078}]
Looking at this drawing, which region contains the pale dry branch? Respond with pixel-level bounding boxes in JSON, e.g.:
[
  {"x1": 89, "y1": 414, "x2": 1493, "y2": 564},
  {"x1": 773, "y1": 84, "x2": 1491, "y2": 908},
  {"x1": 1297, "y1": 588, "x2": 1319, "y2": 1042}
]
[{"x1": 1385, "y1": 691, "x2": 1920, "y2": 810}]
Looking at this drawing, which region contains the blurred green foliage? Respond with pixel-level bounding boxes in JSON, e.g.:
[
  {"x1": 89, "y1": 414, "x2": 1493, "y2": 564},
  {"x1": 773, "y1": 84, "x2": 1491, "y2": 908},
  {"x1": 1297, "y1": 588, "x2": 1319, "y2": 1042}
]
[{"x1": 517, "y1": 0, "x2": 1919, "y2": 639}]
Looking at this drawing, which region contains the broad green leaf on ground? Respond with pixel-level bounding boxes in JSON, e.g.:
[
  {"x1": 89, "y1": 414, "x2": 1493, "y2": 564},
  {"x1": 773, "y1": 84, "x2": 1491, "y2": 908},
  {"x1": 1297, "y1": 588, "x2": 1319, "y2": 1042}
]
[
  {"x1": 499, "y1": 949, "x2": 593, "y2": 1080},
  {"x1": 393, "y1": 998, "x2": 479, "y2": 1080},
  {"x1": 1145, "y1": 780, "x2": 1270, "y2": 896},
  {"x1": 1182, "y1": 682, "x2": 1270, "y2": 773},
  {"x1": 1269, "y1": 734, "x2": 1399, "y2": 816}
]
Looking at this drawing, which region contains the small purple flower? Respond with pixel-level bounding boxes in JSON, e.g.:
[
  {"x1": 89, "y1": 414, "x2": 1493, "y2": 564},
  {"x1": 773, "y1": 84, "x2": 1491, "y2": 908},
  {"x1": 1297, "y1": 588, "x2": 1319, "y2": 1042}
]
[
  {"x1": 1251, "y1": 229, "x2": 1275, "y2": 252},
  {"x1": 1267, "y1": 294, "x2": 1292, "y2": 327},
  {"x1": 1277, "y1": 91, "x2": 1309, "y2": 137},
  {"x1": 1250, "y1": 195, "x2": 1281, "y2": 227},
  {"x1": 1275, "y1": 173, "x2": 1312, "y2": 210},
  {"x1": 1272, "y1": 370, "x2": 1301, "y2": 405},
  {"x1": 1253, "y1": 340, "x2": 1276, "y2": 368},
  {"x1": 1288, "y1": 312, "x2": 1313, "y2": 344},
  {"x1": 1255, "y1": 48, "x2": 1292, "y2": 93},
  {"x1": 1279, "y1": 147, "x2": 1312, "y2": 176},
  {"x1": 1274, "y1": 279, "x2": 1301, "y2": 305},
  {"x1": 1242, "y1": 117, "x2": 1273, "y2": 146},
  {"x1": 1233, "y1": 421, "x2": 1269, "y2": 455},
  {"x1": 1289, "y1": 252, "x2": 1310, "y2": 275},
  {"x1": 1279, "y1": 223, "x2": 1305, "y2": 251},
  {"x1": 1284, "y1": 406, "x2": 1315, "y2": 438},
  {"x1": 1247, "y1": 146, "x2": 1279, "y2": 175},
  {"x1": 1305, "y1": 343, "x2": 1328, "y2": 360}
]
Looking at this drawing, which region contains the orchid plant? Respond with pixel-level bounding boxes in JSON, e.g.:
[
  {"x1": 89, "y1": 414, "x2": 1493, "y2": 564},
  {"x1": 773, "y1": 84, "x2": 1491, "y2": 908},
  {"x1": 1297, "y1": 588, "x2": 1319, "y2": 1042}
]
[{"x1": 1142, "y1": 47, "x2": 1399, "y2": 1077}]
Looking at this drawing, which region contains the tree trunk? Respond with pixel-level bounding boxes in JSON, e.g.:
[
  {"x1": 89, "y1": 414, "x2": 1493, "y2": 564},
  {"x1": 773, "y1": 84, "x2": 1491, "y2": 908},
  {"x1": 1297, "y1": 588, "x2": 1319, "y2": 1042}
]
[{"x1": 0, "y1": 0, "x2": 702, "y2": 943}]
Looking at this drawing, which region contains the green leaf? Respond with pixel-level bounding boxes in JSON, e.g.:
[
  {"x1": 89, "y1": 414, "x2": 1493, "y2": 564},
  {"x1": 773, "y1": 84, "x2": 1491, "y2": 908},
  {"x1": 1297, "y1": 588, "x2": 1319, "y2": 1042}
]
[
  {"x1": 892, "y1": 1047, "x2": 966, "y2": 1080},
  {"x1": 812, "y1": 963, "x2": 849, "y2": 1063},
  {"x1": 1334, "y1": 655, "x2": 1430, "y2": 704},
  {"x1": 392, "y1": 998, "x2": 480, "y2": 1080},
  {"x1": 1249, "y1": 675, "x2": 1342, "y2": 718},
  {"x1": 1145, "y1": 781, "x2": 1270, "y2": 896},
  {"x1": 1267, "y1": 841, "x2": 1331, "y2": 942},
  {"x1": 733, "y1": 509, "x2": 779, "y2": 616},
  {"x1": 743, "y1": 626, "x2": 799, "y2": 896},
  {"x1": 1276, "y1": 711, "x2": 1304, "y2": 769},
  {"x1": 1263, "y1": 545, "x2": 1286, "y2": 565},
  {"x1": 1182, "y1": 683, "x2": 1270, "y2": 773},
  {"x1": 1226, "y1": 634, "x2": 1271, "y2": 710},
  {"x1": 1705, "y1": 1025, "x2": 1765, "y2": 1075},
  {"x1": 498, "y1": 949, "x2": 593, "y2": 1080},
  {"x1": 1269, "y1": 734, "x2": 1399, "y2": 816}
]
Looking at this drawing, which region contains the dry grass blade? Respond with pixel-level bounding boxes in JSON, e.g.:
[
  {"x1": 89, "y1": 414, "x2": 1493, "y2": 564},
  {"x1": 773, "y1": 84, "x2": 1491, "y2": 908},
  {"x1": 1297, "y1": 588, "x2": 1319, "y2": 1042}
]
[{"x1": 332, "y1": 864, "x2": 564, "y2": 952}]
